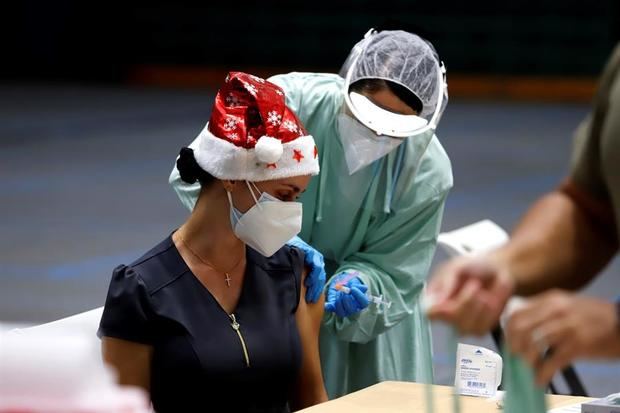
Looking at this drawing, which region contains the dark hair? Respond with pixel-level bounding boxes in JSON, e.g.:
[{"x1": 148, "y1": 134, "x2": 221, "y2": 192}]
[
  {"x1": 349, "y1": 79, "x2": 423, "y2": 114},
  {"x1": 176, "y1": 147, "x2": 216, "y2": 186}
]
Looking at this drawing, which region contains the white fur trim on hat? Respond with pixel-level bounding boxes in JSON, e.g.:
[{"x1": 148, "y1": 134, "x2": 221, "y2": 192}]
[
  {"x1": 194, "y1": 123, "x2": 319, "y2": 182},
  {"x1": 255, "y1": 136, "x2": 283, "y2": 164}
]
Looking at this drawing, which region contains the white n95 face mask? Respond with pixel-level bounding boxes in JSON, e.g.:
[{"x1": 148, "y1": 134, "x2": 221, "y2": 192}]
[{"x1": 228, "y1": 181, "x2": 302, "y2": 257}]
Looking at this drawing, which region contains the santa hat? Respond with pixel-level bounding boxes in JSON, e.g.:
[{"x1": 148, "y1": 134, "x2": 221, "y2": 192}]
[{"x1": 193, "y1": 72, "x2": 319, "y2": 181}]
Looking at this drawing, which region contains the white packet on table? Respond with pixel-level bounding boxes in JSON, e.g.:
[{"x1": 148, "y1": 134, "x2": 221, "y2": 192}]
[{"x1": 454, "y1": 343, "x2": 503, "y2": 398}]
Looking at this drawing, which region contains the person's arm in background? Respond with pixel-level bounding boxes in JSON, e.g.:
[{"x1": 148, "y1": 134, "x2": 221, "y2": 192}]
[
  {"x1": 324, "y1": 181, "x2": 451, "y2": 344},
  {"x1": 491, "y1": 182, "x2": 619, "y2": 386},
  {"x1": 500, "y1": 46, "x2": 620, "y2": 384},
  {"x1": 501, "y1": 44, "x2": 620, "y2": 294},
  {"x1": 291, "y1": 270, "x2": 328, "y2": 409},
  {"x1": 427, "y1": 180, "x2": 617, "y2": 335},
  {"x1": 495, "y1": 179, "x2": 617, "y2": 295},
  {"x1": 428, "y1": 44, "x2": 620, "y2": 335}
]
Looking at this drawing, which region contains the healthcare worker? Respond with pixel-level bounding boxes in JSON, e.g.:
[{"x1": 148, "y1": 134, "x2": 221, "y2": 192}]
[{"x1": 170, "y1": 29, "x2": 453, "y2": 398}]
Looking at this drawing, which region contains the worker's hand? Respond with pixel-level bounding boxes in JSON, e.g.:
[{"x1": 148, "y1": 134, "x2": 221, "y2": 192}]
[
  {"x1": 426, "y1": 256, "x2": 515, "y2": 335},
  {"x1": 287, "y1": 236, "x2": 327, "y2": 303},
  {"x1": 506, "y1": 291, "x2": 620, "y2": 386},
  {"x1": 324, "y1": 273, "x2": 370, "y2": 318}
]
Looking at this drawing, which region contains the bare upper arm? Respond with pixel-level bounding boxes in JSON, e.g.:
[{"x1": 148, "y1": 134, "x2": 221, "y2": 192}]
[
  {"x1": 560, "y1": 178, "x2": 618, "y2": 247},
  {"x1": 505, "y1": 179, "x2": 618, "y2": 295},
  {"x1": 101, "y1": 337, "x2": 153, "y2": 392},
  {"x1": 291, "y1": 268, "x2": 328, "y2": 409}
]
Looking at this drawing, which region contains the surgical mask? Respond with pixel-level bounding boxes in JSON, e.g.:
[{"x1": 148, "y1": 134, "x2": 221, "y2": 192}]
[
  {"x1": 337, "y1": 112, "x2": 405, "y2": 175},
  {"x1": 227, "y1": 181, "x2": 302, "y2": 257},
  {"x1": 337, "y1": 109, "x2": 435, "y2": 176}
]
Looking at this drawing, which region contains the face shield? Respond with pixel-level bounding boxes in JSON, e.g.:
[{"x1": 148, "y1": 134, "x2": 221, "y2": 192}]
[{"x1": 338, "y1": 29, "x2": 448, "y2": 175}]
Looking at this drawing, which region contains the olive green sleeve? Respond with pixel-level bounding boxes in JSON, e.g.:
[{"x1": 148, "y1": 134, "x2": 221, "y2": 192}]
[{"x1": 570, "y1": 44, "x2": 620, "y2": 200}]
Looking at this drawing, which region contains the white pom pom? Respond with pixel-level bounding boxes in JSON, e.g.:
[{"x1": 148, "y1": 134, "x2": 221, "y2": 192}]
[{"x1": 255, "y1": 136, "x2": 283, "y2": 164}]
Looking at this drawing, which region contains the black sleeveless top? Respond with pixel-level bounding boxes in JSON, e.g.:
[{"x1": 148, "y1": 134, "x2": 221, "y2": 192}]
[{"x1": 98, "y1": 234, "x2": 304, "y2": 413}]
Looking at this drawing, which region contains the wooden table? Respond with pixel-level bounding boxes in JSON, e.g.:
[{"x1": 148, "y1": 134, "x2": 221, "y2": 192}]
[{"x1": 298, "y1": 381, "x2": 593, "y2": 412}]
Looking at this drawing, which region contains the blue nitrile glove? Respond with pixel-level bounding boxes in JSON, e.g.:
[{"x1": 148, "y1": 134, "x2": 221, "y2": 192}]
[
  {"x1": 287, "y1": 236, "x2": 326, "y2": 303},
  {"x1": 324, "y1": 272, "x2": 370, "y2": 318}
]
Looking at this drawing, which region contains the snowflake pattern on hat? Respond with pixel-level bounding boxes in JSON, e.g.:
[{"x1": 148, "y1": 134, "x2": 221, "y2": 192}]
[
  {"x1": 223, "y1": 118, "x2": 238, "y2": 131},
  {"x1": 245, "y1": 83, "x2": 258, "y2": 97},
  {"x1": 225, "y1": 93, "x2": 241, "y2": 107},
  {"x1": 267, "y1": 111, "x2": 282, "y2": 126},
  {"x1": 282, "y1": 120, "x2": 298, "y2": 133},
  {"x1": 195, "y1": 72, "x2": 319, "y2": 181}
]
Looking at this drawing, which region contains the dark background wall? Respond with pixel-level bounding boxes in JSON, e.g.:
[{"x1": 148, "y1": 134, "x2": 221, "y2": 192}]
[{"x1": 3, "y1": 1, "x2": 619, "y2": 83}]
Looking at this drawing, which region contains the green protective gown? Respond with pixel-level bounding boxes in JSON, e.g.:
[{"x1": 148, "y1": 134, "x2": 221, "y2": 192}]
[{"x1": 169, "y1": 72, "x2": 453, "y2": 398}]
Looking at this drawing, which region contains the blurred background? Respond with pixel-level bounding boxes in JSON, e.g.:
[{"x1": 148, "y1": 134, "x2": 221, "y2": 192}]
[{"x1": 1, "y1": 0, "x2": 619, "y2": 397}]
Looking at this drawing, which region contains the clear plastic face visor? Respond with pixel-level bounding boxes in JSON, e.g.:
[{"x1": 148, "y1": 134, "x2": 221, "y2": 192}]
[{"x1": 342, "y1": 43, "x2": 447, "y2": 138}]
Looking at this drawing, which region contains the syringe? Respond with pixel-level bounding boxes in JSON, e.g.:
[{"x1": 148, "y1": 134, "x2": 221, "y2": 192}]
[{"x1": 335, "y1": 284, "x2": 393, "y2": 309}]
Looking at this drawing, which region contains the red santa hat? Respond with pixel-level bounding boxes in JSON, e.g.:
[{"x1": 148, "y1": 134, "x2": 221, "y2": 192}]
[{"x1": 193, "y1": 72, "x2": 319, "y2": 181}]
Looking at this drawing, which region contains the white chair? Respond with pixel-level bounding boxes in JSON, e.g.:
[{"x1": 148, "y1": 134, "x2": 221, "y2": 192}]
[
  {"x1": 436, "y1": 220, "x2": 588, "y2": 396},
  {"x1": 437, "y1": 219, "x2": 509, "y2": 258},
  {"x1": 8, "y1": 307, "x2": 105, "y2": 369},
  {"x1": 0, "y1": 306, "x2": 152, "y2": 412},
  {"x1": 13, "y1": 307, "x2": 103, "y2": 335}
]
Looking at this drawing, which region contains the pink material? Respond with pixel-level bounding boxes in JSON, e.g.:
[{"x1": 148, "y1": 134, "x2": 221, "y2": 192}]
[
  {"x1": 335, "y1": 271, "x2": 361, "y2": 289},
  {"x1": 0, "y1": 386, "x2": 151, "y2": 413}
]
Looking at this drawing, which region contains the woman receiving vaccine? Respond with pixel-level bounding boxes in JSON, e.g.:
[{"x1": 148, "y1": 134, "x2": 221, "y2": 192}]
[{"x1": 98, "y1": 72, "x2": 327, "y2": 413}]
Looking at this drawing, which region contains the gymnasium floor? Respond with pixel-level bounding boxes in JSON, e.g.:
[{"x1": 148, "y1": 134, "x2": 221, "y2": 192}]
[{"x1": 1, "y1": 83, "x2": 618, "y2": 396}]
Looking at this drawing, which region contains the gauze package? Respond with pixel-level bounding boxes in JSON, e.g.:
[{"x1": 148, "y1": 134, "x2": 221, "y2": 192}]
[{"x1": 454, "y1": 343, "x2": 503, "y2": 397}]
